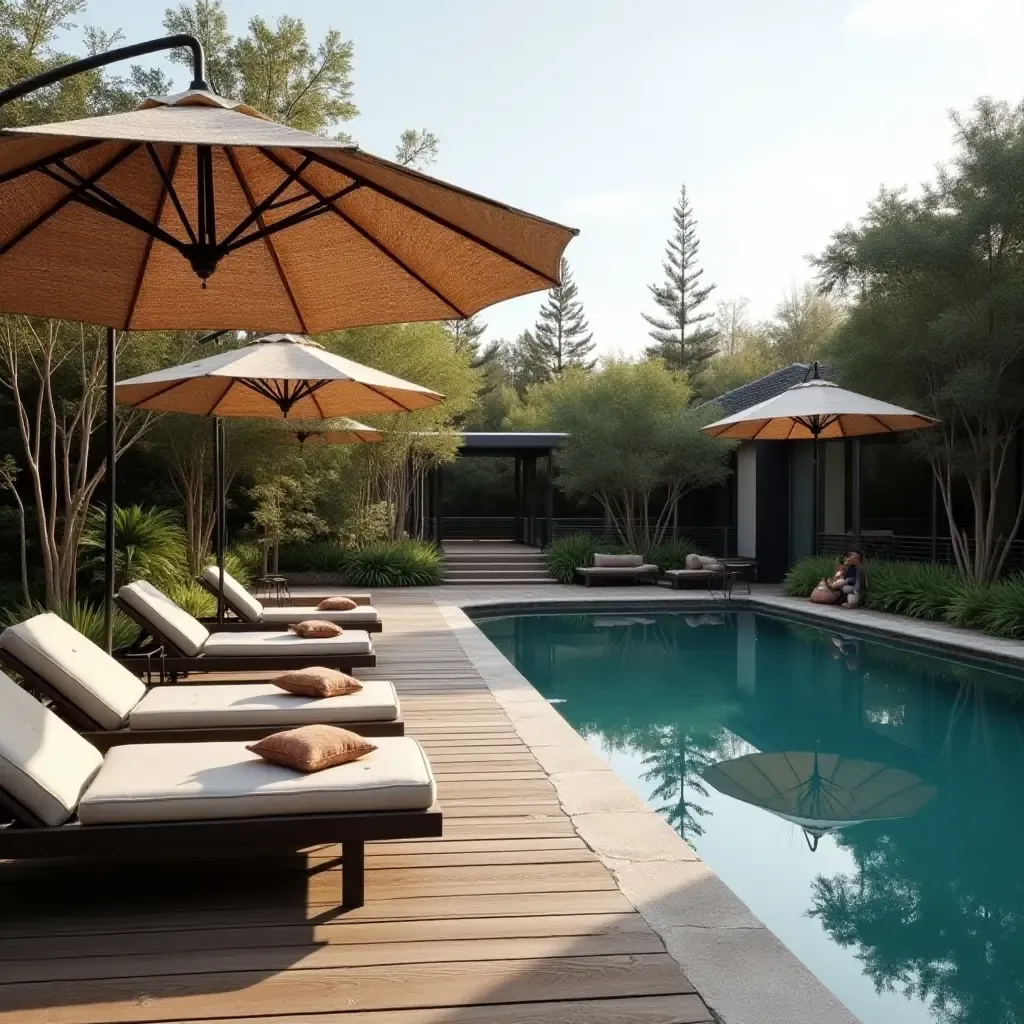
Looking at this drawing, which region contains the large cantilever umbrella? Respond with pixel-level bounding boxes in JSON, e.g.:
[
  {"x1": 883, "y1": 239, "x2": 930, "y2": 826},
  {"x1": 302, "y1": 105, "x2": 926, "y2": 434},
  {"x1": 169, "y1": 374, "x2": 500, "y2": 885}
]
[
  {"x1": 284, "y1": 418, "x2": 383, "y2": 446},
  {"x1": 702, "y1": 364, "x2": 937, "y2": 554},
  {"x1": 703, "y1": 750, "x2": 937, "y2": 852},
  {"x1": 117, "y1": 334, "x2": 442, "y2": 619},
  {"x1": 0, "y1": 34, "x2": 576, "y2": 648}
]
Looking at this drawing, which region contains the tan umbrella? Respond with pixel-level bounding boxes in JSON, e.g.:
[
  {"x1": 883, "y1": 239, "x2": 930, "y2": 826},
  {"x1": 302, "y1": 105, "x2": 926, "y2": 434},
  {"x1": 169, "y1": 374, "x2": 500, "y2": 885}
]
[
  {"x1": 702, "y1": 364, "x2": 937, "y2": 553},
  {"x1": 703, "y1": 750, "x2": 936, "y2": 851},
  {"x1": 115, "y1": 333, "x2": 443, "y2": 418},
  {"x1": 285, "y1": 417, "x2": 384, "y2": 446},
  {"x1": 0, "y1": 90, "x2": 577, "y2": 332}
]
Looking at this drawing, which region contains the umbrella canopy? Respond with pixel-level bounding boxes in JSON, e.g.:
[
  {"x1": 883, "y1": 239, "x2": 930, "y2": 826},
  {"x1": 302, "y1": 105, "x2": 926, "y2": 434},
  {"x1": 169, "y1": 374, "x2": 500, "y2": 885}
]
[
  {"x1": 703, "y1": 750, "x2": 936, "y2": 851},
  {"x1": 115, "y1": 333, "x2": 443, "y2": 418},
  {"x1": 702, "y1": 377, "x2": 937, "y2": 441},
  {"x1": 283, "y1": 417, "x2": 384, "y2": 446},
  {"x1": 0, "y1": 89, "x2": 577, "y2": 332}
]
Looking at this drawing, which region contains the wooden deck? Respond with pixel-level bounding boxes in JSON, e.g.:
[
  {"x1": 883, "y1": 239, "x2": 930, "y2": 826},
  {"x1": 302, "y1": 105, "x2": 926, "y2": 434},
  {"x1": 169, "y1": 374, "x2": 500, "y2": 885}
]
[{"x1": 0, "y1": 594, "x2": 714, "y2": 1024}]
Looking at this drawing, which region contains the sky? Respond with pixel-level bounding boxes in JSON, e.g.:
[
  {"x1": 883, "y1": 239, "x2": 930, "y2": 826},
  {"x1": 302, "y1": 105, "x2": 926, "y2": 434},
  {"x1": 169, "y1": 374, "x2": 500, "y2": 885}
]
[{"x1": 65, "y1": 0, "x2": 1024, "y2": 356}]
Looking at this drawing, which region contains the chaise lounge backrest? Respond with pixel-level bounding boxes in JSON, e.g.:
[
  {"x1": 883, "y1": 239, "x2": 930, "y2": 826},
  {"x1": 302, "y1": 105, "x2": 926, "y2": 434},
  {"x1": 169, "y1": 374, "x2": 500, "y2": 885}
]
[
  {"x1": 0, "y1": 613, "x2": 146, "y2": 730},
  {"x1": 0, "y1": 670, "x2": 103, "y2": 826},
  {"x1": 118, "y1": 580, "x2": 211, "y2": 657},
  {"x1": 201, "y1": 566, "x2": 264, "y2": 623}
]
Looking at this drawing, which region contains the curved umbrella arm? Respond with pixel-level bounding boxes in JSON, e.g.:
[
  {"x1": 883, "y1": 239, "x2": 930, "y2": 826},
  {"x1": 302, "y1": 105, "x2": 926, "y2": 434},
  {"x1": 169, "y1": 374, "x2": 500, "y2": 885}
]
[{"x1": 0, "y1": 34, "x2": 210, "y2": 110}]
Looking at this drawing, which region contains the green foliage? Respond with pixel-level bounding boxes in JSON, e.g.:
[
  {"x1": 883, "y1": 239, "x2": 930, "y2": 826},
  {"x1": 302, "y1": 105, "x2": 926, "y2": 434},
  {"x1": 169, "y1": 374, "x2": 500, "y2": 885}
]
[
  {"x1": 341, "y1": 502, "x2": 392, "y2": 548},
  {"x1": 786, "y1": 556, "x2": 1024, "y2": 639},
  {"x1": 545, "y1": 534, "x2": 601, "y2": 584},
  {"x1": 225, "y1": 543, "x2": 262, "y2": 585},
  {"x1": 645, "y1": 537, "x2": 704, "y2": 570},
  {"x1": 343, "y1": 540, "x2": 443, "y2": 588},
  {"x1": 644, "y1": 184, "x2": 718, "y2": 379},
  {"x1": 80, "y1": 505, "x2": 187, "y2": 591},
  {"x1": 279, "y1": 539, "x2": 350, "y2": 574},
  {"x1": 166, "y1": 581, "x2": 215, "y2": 619},
  {"x1": 520, "y1": 258, "x2": 595, "y2": 381},
  {"x1": 2, "y1": 599, "x2": 137, "y2": 650},
  {"x1": 783, "y1": 556, "x2": 841, "y2": 597}
]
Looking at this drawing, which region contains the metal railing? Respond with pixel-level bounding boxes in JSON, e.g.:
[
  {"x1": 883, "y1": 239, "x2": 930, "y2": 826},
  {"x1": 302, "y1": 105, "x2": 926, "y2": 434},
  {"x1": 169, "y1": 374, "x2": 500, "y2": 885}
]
[
  {"x1": 548, "y1": 518, "x2": 736, "y2": 556},
  {"x1": 818, "y1": 532, "x2": 1024, "y2": 572}
]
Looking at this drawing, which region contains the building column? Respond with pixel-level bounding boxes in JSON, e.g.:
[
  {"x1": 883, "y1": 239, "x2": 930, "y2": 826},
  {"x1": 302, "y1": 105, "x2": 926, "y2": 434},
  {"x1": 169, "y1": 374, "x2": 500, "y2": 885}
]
[
  {"x1": 513, "y1": 454, "x2": 522, "y2": 543},
  {"x1": 434, "y1": 466, "x2": 444, "y2": 545},
  {"x1": 851, "y1": 438, "x2": 862, "y2": 550},
  {"x1": 736, "y1": 444, "x2": 757, "y2": 558},
  {"x1": 543, "y1": 454, "x2": 555, "y2": 547}
]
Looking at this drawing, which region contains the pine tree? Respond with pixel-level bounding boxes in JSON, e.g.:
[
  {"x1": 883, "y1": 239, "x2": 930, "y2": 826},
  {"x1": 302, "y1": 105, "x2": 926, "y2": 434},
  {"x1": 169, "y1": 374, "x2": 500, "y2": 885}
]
[
  {"x1": 643, "y1": 185, "x2": 718, "y2": 378},
  {"x1": 520, "y1": 258, "x2": 595, "y2": 381},
  {"x1": 443, "y1": 315, "x2": 500, "y2": 370}
]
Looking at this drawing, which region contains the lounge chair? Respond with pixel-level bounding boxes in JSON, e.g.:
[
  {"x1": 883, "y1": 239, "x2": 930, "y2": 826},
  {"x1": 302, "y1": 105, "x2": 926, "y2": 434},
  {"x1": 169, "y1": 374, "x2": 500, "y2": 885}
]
[
  {"x1": 0, "y1": 613, "x2": 402, "y2": 748},
  {"x1": 0, "y1": 672, "x2": 439, "y2": 907},
  {"x1": 116, "y1": 580, "x2": 376, "y2": 681},
  {"x1": 198, "y1": 567, "x2": 382, "y2": 632},
  {"x1": 576, "y1": 553, "x2": 661, "y2": 587}
]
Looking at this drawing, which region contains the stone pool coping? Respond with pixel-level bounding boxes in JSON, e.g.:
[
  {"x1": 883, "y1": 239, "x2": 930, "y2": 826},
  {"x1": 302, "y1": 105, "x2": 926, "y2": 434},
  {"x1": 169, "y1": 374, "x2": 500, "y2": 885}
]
[{"x1": 435, "y1": 591, "x2": 863, "y2": 1024}]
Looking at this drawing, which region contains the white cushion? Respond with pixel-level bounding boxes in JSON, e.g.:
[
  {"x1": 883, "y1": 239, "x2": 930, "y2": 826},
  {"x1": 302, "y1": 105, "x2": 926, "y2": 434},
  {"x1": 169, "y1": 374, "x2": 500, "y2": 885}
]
[
  {"x1": 128, "y1": 680, "x2": 400, "y2": 729},
  {"x1": 0, "y1": 671, "x2": 103, "y2": 826},
  {"x1": 593, "y1": 553, "x2": 644, "y2": 568},
  {"x1": 119, "y1": 580, "x2": 210, "y2": 657},
  {"x1": 581, "y1": 565, "x2": 654, "y2": 575},
  {"x1": 201, "y1": 566, "x2": 264, "y2": 623},
  {"x1": 0, "y1": 613, "x2": 145, "y2": 730},
  {"x1": 77, "y1": 737, "x2": 436, "y2": 824},
  {"x1": 259, "y1": 606, "x2": 380, "y2": 627},
  {"x1": 201, "y1": 629, "x2": 373, "y2": 658}
]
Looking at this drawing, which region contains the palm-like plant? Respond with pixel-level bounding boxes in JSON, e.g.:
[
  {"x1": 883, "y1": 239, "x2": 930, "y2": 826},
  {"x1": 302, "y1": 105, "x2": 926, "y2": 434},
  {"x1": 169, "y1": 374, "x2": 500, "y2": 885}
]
[{"x1": 81, "y1": 505, "x2": 188, "y2": 591}]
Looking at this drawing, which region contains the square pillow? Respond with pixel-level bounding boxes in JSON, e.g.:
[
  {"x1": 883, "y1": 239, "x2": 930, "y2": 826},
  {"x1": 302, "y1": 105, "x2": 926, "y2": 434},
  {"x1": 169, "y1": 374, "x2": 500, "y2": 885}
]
[
  {"x1": 273, "y1": 667, "x2": 363, "y2": 698},
  {"x1": 288, "y1": 620, "x2": 343, "y2": 639},
  {"x1": 317, "y1": 596, "x2": 358, "y2": 611},
  {"x1": 247, "y1": 725, "x2": 377, "y2": 772}
]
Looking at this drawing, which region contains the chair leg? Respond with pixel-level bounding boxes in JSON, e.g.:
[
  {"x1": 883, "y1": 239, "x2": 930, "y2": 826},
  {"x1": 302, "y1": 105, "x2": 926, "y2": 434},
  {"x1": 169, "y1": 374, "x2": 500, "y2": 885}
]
[{"x1": 342, "y1": 840, "x2": 365, "y2": 909}]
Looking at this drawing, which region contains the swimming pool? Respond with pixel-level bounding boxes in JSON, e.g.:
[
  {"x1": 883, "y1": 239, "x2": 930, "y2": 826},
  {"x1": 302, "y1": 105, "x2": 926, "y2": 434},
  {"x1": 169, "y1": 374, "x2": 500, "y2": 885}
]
[{"x1": 477, "y1": 609, "x2": 1024, "y2": 1024}]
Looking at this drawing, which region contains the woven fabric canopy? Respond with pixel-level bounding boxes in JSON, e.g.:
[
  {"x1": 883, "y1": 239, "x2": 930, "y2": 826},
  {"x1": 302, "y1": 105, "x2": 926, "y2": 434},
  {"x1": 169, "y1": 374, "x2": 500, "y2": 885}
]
[
  {"x1": 702, "y1": 378, "x2": 937, "y2": 441},
  {"x1": 115, "y1": 333, "x2": 443, "y2": 418},
  {"x1": 284, "y1": 417, "x2": 383, "y2": 445},
  {"x1": 0, "y1": 89, "x2": 577, "y2": 332},
  {"x1": 703, "y1": 750, "x2": 936, "y2": 850}
]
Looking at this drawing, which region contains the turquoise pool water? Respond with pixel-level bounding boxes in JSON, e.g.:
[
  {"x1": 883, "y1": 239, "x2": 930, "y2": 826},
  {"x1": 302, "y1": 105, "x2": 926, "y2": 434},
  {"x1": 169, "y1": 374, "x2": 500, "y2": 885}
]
[{"x1": 478, "y1": 610, "x2": 1024, "y2": 1024}]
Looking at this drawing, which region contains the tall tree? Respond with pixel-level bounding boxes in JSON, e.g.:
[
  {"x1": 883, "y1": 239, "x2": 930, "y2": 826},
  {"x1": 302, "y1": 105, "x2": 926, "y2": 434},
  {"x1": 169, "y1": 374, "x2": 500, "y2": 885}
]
[
  {"x1": 815, "y1": 98, "x2": 1024, "y2": 583},
  {"x1": 767, "y1": 283, "x2": 844, "y2": 363},
  {"x1": 714, "y1": 297, "x2": 751, "y2": 356},
  {"x1": 644, "y1": 185, "x2": 718, "y2": 379},
  {"x1": 520, "y1": 258, "x2": 595, "y2": 381},
  {"x1": 395, "y1": 128, "x2": 440, "y2": 169}
]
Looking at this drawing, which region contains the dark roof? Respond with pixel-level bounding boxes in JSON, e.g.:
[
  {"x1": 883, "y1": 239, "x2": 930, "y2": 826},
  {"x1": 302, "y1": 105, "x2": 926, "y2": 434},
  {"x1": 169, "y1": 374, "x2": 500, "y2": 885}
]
[{"x1": 702, "y1": 362, "x2": 834, "y2": 417}]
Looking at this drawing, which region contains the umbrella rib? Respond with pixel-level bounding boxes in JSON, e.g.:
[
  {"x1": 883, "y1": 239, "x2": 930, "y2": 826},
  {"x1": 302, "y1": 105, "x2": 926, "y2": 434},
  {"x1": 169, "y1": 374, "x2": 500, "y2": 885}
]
[
  {"x1": 219, "y1": 153, "x2": 314, "y2": 249},
  {"x1": 208, "y1": 377, "x2": 237, "y2": 417},
  {"x1": 259, "y1": 148, "x2": 469, "y2": 318},
  {"x1": 120, "y1": 377, "x2": 193, "y2": 408},
  {"x1": 301, "y1": 149, "x2": 562, "y2": 287},
  {"x1": 0, "y1": 141, "x2": 138, "y2": 259},
  {"x1": 224, "y1": 148, "x2": 308, "y2": 334},
  {"x1": 361, "y1": 381, "x2": 419, "y2": 413},
  {"x1": 145, "y1": 143, "x2": 197, "y2": 245},
  {"x1": 0, "y1": 138, "x2": 102, "y2": 186},
  {"x1": 126, "y1": 146, "x2": 183, "y2": 331},
  {"x1": 224, "y1": 182, "x2": 362, "y2": 252}
]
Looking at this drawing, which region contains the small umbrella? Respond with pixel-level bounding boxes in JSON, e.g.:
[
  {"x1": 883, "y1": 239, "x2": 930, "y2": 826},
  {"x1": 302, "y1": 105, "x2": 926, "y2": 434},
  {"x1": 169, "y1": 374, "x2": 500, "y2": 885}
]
[
  {"x1": 282, "y1": 417, "x2": 383, "y2": 446},
  {"x1": 116, "y1": 334, "x2": 442, "y2": 418},
  {"x1": 702, "y1": 364, "x2": 937, "y2": 553},
  {"x1": 117, "y1": 334, "x2": 441, "y2": 619},
  {"x1": 703, "y1": 750, "x2": 936, "y2": 851}
]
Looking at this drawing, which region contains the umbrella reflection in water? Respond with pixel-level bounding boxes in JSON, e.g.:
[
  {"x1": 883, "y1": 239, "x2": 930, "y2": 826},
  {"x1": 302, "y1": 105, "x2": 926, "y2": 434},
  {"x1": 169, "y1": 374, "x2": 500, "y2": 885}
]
[{"x1": 703, "y1": 749, "x2": 937, "y2": 851}]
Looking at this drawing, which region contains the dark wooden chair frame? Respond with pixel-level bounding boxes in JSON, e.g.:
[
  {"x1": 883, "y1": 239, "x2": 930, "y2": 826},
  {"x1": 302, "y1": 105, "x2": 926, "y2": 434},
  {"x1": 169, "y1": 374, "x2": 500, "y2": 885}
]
[
  {"x1": 0, "y1": 784, "x2": 441, "y2": 909},
  {"x1": 575, "y1": 568, "x2": 662, "y2": 588},
  {"x1": 195, "y1": 575, "x2": 373, "y2": 610},
  {"x1": 0, "y1": 648, "x2": 404, "y2": 751},
  {"x1": 115, "y1": 598, "x2": 376, "y2": 683},
  {"x1": 194, "y1": 576, "x2": 382, "y2": 633}
]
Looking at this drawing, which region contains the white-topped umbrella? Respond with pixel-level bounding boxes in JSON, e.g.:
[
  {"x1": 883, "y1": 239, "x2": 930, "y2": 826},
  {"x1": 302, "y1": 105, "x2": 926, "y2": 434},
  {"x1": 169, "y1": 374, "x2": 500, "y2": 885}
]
[
  {"x1": 116, "y1": 333, "x2": 442, "y2": 418},
  {"x1": 283, "y1": 417, "x2": 384, "y2": 446}
]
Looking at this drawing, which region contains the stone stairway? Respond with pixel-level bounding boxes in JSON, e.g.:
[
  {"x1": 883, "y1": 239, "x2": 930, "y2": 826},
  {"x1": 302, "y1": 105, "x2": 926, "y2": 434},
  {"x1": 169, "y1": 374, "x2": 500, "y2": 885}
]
[{"x1": 441, "y1": 541, "x2": 554, "y2": 585}]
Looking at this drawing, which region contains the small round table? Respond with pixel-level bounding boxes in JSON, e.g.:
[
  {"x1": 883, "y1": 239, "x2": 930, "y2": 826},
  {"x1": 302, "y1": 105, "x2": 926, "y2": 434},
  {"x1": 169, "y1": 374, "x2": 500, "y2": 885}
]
[{"x1": 255, "y1": 575, "x2": 292, "y2": 605}]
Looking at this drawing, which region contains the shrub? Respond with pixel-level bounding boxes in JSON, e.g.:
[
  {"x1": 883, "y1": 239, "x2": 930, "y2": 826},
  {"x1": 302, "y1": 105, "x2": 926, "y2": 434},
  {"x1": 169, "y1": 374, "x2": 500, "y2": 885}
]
[
  {"x1": 279, "y1": 539, "x2": 349, "y2": 574},
  {"x1": 227, "y1": 542, "x2": 262, "y2": 585},
  {"x1": 342, "y1": 502, "x2": 392, "y2": 548},
  {"x1": 80, "y1": 505, "x2": 187, "y2": 591},
  {"x1": 167, "y1": 581, "x2": 216, "y2": 619},
  {"x1": 2, "y1": 599, "x2": 137, "y2": 650},
  {"x1": 979, "y1": 574, "x2": 1024, "y2": 639},
  {"x1": 645, "y1": 537, "x2": 704, "y2": 570},
  {"x1": 866, "y1": 562, "x2": 959, "y2": 620},
  {"x1": 344, "y1": 539, "x2": 443, "y2": 587},
  {"x1": 545, "y1": 533, "x2": 600, "y2": 584},
  {"x1": 783, "y1": 556, "x2": 839, "y2": 597},
  {"x1": 942, "y1": 577, "x2": 991, "y2": 631}
]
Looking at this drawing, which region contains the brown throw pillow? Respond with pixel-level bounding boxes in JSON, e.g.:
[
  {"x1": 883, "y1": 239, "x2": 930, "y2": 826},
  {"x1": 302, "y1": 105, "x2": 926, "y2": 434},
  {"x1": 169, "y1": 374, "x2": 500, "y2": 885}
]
[
  {"x1": 318, "y1": 596, "x2": 358, "y2": 611},
  {"x1": 273, "y1": 667, "x2": 363, "y2": 698},
  {"x1": 288, "y1": 619, "x2": 343, "y2": 639},
  {"x1": 248, "y1": 725, "x2": 377, "y2": 772}
]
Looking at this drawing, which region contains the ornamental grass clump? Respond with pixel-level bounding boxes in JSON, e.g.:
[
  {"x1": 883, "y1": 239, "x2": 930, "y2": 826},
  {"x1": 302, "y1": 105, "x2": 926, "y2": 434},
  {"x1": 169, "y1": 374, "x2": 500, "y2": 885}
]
[
  {"x1": 343, "y1": 540, "x2": 443, "y2": 587},
  {"x1": 545, "y1": 534, "x2": 601, "y2": 584}
]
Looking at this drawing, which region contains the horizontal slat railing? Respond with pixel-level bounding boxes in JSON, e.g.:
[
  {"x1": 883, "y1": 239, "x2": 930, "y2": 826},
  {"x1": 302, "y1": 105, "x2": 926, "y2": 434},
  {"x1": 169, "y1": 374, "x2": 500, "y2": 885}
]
[
  {"x1": 548, "y1": 519, "x2": 735, "y2": 556},
  {"x1": 818, "y1": 533, "x2": 1024, "y2": 572}
]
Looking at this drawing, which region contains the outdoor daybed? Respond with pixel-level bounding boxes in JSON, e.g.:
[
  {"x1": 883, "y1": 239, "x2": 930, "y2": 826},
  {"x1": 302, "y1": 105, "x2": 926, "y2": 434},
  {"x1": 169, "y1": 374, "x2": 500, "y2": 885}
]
[
  {"x1": 0, "y1": 672, "x2": 439, "y2": 908},
  {"x1": 576, "y1": 553, "x2": 661, "y2": 587},
  {"x1": 0, "y1": 613, "x2": 402, "y2": 748},
  {"x1": 116, "y1": 580, "x2": 376, "y2": 680},
  {"x1": 199, "y1": 567, "x2": 381, "y2": 632}
]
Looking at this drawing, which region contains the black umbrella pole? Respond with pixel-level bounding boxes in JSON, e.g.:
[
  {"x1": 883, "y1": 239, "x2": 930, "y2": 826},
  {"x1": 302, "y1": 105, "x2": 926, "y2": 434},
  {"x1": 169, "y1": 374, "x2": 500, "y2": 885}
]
[
  {"x1": 212, "y1": 417, "x2": 225, "y2": 624},
  {"x1": 811, "y1": 436, "x2": 819, "y2": 558},
  {"x1": 104, "y1": 327, "x2": 117, "y2": 654}
]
